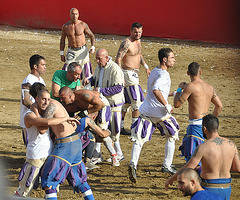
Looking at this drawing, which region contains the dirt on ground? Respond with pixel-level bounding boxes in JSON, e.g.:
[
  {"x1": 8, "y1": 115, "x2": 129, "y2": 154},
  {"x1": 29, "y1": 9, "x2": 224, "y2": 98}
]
[{"x1": 0, "y1": 25, "x2": 239, "y2": 199}]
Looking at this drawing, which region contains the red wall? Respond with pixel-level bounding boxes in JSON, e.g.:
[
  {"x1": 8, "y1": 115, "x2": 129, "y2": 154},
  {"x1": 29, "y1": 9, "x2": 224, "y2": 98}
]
[{"x1": 1, "y1": 0, "x2": 239, "y2": 45}]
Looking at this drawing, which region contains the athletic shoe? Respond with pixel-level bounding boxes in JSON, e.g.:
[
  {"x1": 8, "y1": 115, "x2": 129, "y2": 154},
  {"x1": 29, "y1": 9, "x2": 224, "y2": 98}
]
[
  {"x1": 161, "y1": 165, "x2": 177, "y2": 174},
  {"x1": 120, "y1": 128, "x2": 131, "y2": 135},
  {"x1": 112, "y1": 155, "x2": 120, "y2": 167},
  {"x1": 106, "y1": 154, "x2": 125, "y2": 162},
  {"x1": 91, "y1": 155, "x2": 104, "y2": 165},
  {"x1": 85, "y1": 161, "x2": 100, "y2": 170},
  {"x1": 128, "y1": 162, "x2": 137, "y2": 183}
]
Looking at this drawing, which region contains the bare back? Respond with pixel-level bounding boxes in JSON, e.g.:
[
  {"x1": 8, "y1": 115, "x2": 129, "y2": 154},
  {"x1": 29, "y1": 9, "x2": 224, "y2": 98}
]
[
  {"x1": 47, "y1": 99, "x2": 76, "y2": 139},
  {"x1": 64, "y1": 89, "x2": 104, "y2": 114},
  {"x1": 62, "y1": 20, "x2": 86, "y2": 48},
  {"x1": 119, "y1": 38, "x2": 142, "y2": 69},
  {"x1": 200, "y1": 137, "x2": 237, "y2": 179},
  {"x1": 187, "y1": 80, "x2": 213, "y2": 119}
]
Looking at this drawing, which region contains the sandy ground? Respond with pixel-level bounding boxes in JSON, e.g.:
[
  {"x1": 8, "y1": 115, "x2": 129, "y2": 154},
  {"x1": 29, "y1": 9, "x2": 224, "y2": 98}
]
[{"x1": 0, "y1": 25, "x2": 239, "y2": 199}]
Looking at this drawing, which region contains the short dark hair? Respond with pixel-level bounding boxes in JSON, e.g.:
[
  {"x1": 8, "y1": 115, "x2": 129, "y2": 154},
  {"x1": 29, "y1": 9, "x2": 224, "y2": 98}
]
[
  {"x1": 158, "y1": 48, "x2": 173, "y2": 64},
  {"x1": 67, "y1": 62, "x2": 81, "y2": 72},
  {"x1": 131, "y1": 22, "x2": 143, "y2": 30},
  {"x1": 37, "y1": 89, "x2": 49, "y2": 98},
  {"x1": 29, "y1": 54, "x2": 45, "y2": 70},
  {"x1": 30, "y1": 82, "x2": 46, "y2": 99},
  {"x1": 188, "y1": 62, "x2": 200, "y2": 76},
  {"x1": 202, "y1": 114, "x2": 219, "y2": 133}
]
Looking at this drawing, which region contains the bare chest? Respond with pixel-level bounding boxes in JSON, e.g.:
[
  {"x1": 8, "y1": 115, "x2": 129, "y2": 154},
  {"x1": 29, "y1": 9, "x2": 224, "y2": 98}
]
[
  {"x1": 66, "y1": 24, "x2": 84, "y2": 37},
  {"x1": 127, "y1": 41, "x2": 141, "y2": 56}
]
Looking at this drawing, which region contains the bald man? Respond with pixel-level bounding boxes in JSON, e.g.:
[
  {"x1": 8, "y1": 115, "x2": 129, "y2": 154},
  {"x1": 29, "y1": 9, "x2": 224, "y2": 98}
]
[
  {"x1": 84, "y1": 48, "x2": 125, "y2": 163},
  {"x1": 59, "y1": 86, "x2": 120, "y2": 167},
  {"x1": 177, "y1": 168, "x2": 223, "y2": 200},
  {"x1": 60, "y1": 8, "x2": 95, "y2": 81}
]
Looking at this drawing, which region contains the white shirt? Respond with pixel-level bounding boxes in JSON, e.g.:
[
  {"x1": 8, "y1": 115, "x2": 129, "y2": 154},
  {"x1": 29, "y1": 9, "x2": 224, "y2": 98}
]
[
  {"x1": 139, "y1": 67, "x2": 171, "y2": 118},
  {"x1": 19, "y1": 74, "x2": 45, "y2": 128},
  {"x1": 25, "y1": 110, "x2": 53, "y2": 159}
]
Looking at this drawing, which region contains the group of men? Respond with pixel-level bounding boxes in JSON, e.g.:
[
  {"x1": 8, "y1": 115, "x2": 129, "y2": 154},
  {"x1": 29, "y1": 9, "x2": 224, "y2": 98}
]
[{"x1": 16, "y1": 6, "x2": 240, "y2": 200}]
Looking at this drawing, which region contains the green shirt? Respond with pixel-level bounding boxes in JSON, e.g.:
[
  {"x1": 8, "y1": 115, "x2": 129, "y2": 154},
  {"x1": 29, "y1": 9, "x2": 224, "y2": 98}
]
[{"x1": 50, "y1": 70, "x2": 81, "y2": 101}]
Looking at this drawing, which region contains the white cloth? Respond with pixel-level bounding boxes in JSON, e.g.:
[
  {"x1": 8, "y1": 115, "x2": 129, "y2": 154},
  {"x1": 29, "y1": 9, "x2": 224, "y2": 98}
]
[
  {"x1": 19, "y1": 74, "x2": 45, "y2": 128},
  {"x1": 98, "y1": 67, "x2": 104, "y2": 88},
  {"x1": 139, "y1": 67, "x2": 171, "y2": 118},
  {"x1": 25, "y1": 111, "x2": 53, "y2": 159}
]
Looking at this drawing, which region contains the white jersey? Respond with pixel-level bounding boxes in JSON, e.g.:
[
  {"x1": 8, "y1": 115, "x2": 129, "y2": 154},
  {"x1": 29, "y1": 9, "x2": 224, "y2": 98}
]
[
  {"x1": 19, "y1": 74, "x2": 45, "y2": 128},
  {"x1": 139, "y1": 67, "x2": 171, "y2": 118},
  {"x1": 25, "y1": 111, "x2": 53, "y2": 159}
]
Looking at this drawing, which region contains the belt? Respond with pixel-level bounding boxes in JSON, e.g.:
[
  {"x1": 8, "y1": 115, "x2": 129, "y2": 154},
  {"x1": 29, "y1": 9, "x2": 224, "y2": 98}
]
[
  {"x1": 201, "y1": 181, "x2": 231, "y2": 188},
  {"x1": 189, "y1": 119, "x2": 202, "y2": 125},
  {"x1": 68, "y1": 44, "x2": 86, "y2": 51},
  {"x1": 122, "y1": 68, "x2": 139, "y2": 73},
  {"x1": 56, "y1": 134, "x2": 79, "y2": 144}
]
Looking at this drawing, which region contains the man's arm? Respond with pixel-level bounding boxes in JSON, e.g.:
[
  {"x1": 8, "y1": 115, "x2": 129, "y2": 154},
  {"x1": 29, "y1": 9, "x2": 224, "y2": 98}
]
[
  {"x1": 82, "y1": 92, "x2": 105, "y2": 114},
  {"x1": 24, "y1": 112, "x2": 79, "y2": 132},
  {"x1": 86, "y1": 117, "x2": 110, "y2": 138},
  {"x1": 60, "y1": 25, "x2": 67, "y2": 62},
  {"x1": 231, "y1": 144, "x2": 240, "y2": 172},
  {"x1": 140, "y1": 55, "x2": 151, "y2": 77},
  {"x1": 51, "y1": 82, "x2": 61, "y2": 98},
  {"x1": 174, "y1": 82, "x2": 190, "y2": 108},
  {"x1": 165, "y1": 145, "x2": 202, "y2": 190},
  {"x1": 115, "y1": 39, "x2": 130, "y2": 67},
  {"x1": 84, "y1": 23, "x2": 95, "y2": 53},
  {"x1": 211, "y1": 89, "x2": 223, "y2": 116},
  {"x1": 21, "y1": 83, "x2": 33, "y2": 108}
]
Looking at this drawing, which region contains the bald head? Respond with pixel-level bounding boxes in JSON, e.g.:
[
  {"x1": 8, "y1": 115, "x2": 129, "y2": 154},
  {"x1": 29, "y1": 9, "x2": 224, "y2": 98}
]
[
  {"x1": 96, "y1": 48, "x2": 109, "y2": 67},
  {"x1": 178, "y1": 168, "x2": 200, "y2": 182},
  {"x1": 96, "y1": 48, "x2": 108, "y2": 57},
  {"x1": 70, "y1": 8, "x2": 78, "y2": 14},
  {"x1": 59, "y1": 86, "x2": 73, "y2": 96}
]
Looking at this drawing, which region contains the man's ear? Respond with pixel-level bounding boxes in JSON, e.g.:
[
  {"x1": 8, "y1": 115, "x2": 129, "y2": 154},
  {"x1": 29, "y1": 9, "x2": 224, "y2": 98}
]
[
  {"x1": 203, "y1": 126, "x2": 207, "y2": 133},
  {"x1": 187, "y1": 71, "x2": 189, "y2": 75},
  {"x1": 163, "y1": 57, "x2": 167, "y2": 63},
  {"x1": 190, "y1": 179, "x2": 196, "y2": 187},
  {"x1": 33, "y1": 64, "x2": 38, "y2": 70}
]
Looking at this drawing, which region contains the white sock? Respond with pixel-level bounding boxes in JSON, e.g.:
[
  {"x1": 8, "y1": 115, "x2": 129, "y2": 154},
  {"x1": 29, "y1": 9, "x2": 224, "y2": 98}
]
[
  {"x1": 130, "y1": 142, "x2": 142, "y2": 169},
  {"x1": 132, "y1": 117, "x2": 138, "y2": 125},
  {"x1": 103, "y1": 136, "x2": 116, "y2": 156},
  {"x1": 163, "y1": 138, "x2": 175, "y2": 169},
  {"x1": 93, "y1": 142, "x2": 101, "y2": 157},
  {"x1": 114, "y1": 140, "x2": 123, "y2": 157}
]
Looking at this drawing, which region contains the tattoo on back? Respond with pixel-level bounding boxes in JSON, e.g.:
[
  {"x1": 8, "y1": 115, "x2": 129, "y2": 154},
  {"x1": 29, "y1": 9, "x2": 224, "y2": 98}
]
[
  {"x1": 211, "y1": 137, "x2": 224, "y2": 145},
  {"x1": 42, "y1": 103, "x2": 56, "y2": 118},
  {"x1": 192, "y1": 146, "x2": 200, "y2": 157},
  {"x1": 228, "y1": 140, "x2": 236, "y2": 148}
]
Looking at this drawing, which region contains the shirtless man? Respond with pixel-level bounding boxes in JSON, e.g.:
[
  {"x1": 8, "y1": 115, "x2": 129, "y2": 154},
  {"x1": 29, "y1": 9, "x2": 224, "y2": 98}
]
[
  {"x1": 174, "y1": 62, "x2": 223, "y2": 172},
  {"x1": 115, "y1": 22, "x2": 151, "y2": 135},
  {"x1": 165, "y1": 114, "x2": 240, "y2": 200},
  {"x1": 34, "y1": 90, "x2": 95, "y2": 200},
  {"x1": 59, "y1": 86, "x2": 120, "y2": 166},
  {"x1": 60, "y1": 8, "x2": 95, "y2": 81}
]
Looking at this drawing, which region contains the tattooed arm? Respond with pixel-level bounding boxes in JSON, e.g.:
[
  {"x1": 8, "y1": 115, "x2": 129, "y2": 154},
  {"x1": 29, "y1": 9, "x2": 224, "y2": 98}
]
[
  {"x1": 229, "y1": 141, "x2": 240, "y2": 172},
  {"x1": 174, "y1": 82, "x2": 190, "y2": 108},
  {"x1": 81, "y1": 92, "x2": 105, "y2": 114},
  {"x1": 211, "y1": 88, "x2": 223, "y2": 117},
  {"x1": 115, "y1": 39, "x2": 130, "y2": 67},
  {"x1": 26, "y1": 101, "x2": 79, "y2": 134}
]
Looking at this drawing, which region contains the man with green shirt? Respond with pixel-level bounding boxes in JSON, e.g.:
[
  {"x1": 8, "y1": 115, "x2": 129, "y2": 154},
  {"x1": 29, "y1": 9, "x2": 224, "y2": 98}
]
[{"x1": 51, "y1": 62, "x2": 82, "y2": 101}]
